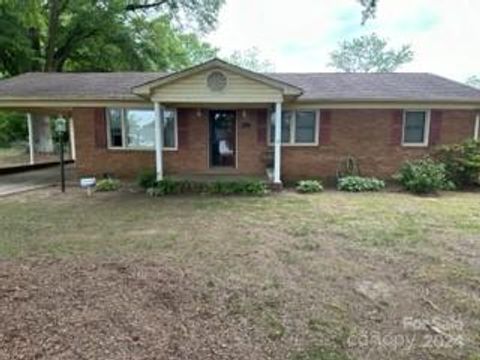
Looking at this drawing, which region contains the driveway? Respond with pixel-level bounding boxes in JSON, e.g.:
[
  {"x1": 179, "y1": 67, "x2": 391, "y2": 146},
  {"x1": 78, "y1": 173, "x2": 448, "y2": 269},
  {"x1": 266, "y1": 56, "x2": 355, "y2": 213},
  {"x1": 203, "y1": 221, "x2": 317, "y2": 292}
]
[{"x1": 0, "y1": 165, "x2": 74, "y2": 196}]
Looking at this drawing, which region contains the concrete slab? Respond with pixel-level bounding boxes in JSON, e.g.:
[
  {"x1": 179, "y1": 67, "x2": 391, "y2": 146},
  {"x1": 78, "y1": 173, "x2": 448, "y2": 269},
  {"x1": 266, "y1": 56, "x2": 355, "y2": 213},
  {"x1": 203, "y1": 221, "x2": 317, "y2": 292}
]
[{"x1": 0, "y1": 165, "x2": 74, "y2": 197}]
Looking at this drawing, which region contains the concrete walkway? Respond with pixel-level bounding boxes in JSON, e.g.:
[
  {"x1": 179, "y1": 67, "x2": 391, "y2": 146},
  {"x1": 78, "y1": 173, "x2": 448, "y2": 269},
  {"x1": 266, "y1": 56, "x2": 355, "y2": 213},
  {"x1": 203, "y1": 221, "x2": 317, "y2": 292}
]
[{"x1": 0, "y1": 165, "x2": 74, "y2": 196}]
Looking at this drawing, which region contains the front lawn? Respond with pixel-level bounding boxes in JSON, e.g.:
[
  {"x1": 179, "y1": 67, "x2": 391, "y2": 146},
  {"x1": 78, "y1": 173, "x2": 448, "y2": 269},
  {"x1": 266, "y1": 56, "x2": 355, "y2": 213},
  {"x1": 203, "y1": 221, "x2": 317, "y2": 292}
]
[{"x1": 0, "y1": 189, "x2": 479, "y2": 359}]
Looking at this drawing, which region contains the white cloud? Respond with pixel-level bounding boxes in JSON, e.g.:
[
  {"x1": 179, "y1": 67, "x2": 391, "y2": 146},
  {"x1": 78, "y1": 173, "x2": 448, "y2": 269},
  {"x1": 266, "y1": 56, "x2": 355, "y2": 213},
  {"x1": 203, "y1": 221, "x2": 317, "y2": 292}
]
[{"x1": 206, "y1": 0, "x2": 480, "y2": 81}]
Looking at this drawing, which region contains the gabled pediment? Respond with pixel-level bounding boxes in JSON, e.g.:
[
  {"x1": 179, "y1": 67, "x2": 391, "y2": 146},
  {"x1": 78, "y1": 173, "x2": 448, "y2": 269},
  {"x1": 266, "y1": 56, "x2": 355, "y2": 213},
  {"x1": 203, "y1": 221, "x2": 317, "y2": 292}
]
[{"x1": 131, "y1": 58, "x2": 303, "y2": 103}]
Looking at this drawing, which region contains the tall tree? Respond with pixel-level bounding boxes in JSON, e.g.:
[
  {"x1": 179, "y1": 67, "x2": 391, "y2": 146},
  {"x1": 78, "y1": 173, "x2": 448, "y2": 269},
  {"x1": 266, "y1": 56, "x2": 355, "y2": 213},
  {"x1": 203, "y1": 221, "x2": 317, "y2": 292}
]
[
  {"x1": 329, "y1": 33, "x2": 413, "y2": 73},
  {"x1": 0, "y1": 0, "x2": 224, "y2": 75},
  {"x1": 358, "y1": 0, "x2": 377, "y2": 23},
  {"x1": 467, "y1": 76, "x2": 480, "y2": 89},
  {"x1": 224, "y1": 47, "x2": 274, "y2": 72},
  {"x1": 125, "y1": 0, "x2": 224, "y2": 33}
]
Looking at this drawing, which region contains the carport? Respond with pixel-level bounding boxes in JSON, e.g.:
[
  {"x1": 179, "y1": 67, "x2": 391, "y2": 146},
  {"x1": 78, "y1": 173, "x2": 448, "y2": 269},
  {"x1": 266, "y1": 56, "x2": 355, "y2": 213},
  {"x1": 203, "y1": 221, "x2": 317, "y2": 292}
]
[
  {"x1": 0, "y1": 108, "x2": 75, "y2": 168},
  {"x1": 0, "y1": 164, "x2": 74, "y2": 196}
]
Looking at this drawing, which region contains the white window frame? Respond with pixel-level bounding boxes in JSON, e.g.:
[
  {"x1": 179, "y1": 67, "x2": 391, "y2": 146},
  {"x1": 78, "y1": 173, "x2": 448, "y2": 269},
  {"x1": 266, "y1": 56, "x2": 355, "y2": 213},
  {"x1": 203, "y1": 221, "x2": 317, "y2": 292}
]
[
  {"x1": 402, "y1": 109, "x2": 430, "y2": 147},
  {"x1": 106, "y1": 107, "x2": 178, "y2": 151},
  {"x1": 268, "y1": 109, "x2": 320, "y2": 146}
]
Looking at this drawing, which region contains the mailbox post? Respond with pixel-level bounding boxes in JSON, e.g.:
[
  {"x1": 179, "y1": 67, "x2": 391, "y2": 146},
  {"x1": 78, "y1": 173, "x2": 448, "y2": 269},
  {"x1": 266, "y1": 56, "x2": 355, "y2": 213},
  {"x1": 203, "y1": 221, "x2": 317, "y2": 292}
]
[{"x1": 55, "y1": 116, "x2": 67, "y2": 193}]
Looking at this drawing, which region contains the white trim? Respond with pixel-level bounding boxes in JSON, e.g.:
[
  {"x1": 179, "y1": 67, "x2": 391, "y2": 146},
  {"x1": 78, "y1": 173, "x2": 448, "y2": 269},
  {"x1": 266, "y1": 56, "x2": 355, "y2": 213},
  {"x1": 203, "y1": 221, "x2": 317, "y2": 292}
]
[
  {"x1": 235, "y1": 110, "x2": 239, "y2": 169},
  {"x1": 106, "y1": 107, "x2": 178, "y2": 151},
  {"x1": 267, "y1": 109, "x2": 320, "y2": 146},
  {"x1": 27, "y1": 113, "x2": 34, "y2": 165},
  {"x1": 474, "y1": 113, "x2": 479, "y2": 141},
  {"x1": 273, "y1": 102, "x2": 282, "y2": 184},
  {"x1": 1, "y1": 99, "x2": 480, "y2": 110},
  {"x1": 69, "y1": 117, "x2": 76, "y2": 160},
  {"x1": 282, "y1": 102, "x2": 480, "y2": 110},
  {"x1": 154, "y1": 102, "x2": 163, "y2": 181},
  {"x1": 402, "y1": 109, "x2": 431, "y2": 147}
]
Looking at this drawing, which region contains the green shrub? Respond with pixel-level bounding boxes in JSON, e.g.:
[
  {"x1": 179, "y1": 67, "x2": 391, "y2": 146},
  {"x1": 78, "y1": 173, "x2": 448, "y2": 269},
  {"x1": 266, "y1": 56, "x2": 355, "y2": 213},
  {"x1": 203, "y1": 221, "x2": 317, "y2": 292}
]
[
  {"x1": 137, "y1": 169, "x2": 157, "y2": 189},
  {"x1": 296, "y1": 180, "x2": 324, "y2": 193},
  {"x1": 337, "y1": 176, "x2": 385, "y2": 192},
  {"x1": 0, "y1": 112, "x2": 27, "y2": 148},
  {"x1": 395, "y1": 158, "x2": 455, "y2": 194},
  {"x1": 434, "y1": 140, "x2": 480, "y2": 188},
  {"x1": 147, "y1": 178, "x2": 268, "y2": 196},
  {"x1": 209, "y1": 180, "x2": 268, "y2": 195},
  {"x1": 96, "y1": 178, "x2": 121, "y2": 192}
]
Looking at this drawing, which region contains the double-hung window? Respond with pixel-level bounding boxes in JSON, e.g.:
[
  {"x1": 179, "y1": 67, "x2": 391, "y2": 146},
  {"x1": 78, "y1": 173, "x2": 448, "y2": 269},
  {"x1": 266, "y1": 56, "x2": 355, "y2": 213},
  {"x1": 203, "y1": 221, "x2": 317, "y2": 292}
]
[
  {"x1": 402, "y1": 110, "x2": 430, "y2": 147},
  {"x1": 107, "y1": 108, "x2": 177, "y2": 150},
  {"x1": 269, "y1": 110, "x2": 319, "y2": 145}
]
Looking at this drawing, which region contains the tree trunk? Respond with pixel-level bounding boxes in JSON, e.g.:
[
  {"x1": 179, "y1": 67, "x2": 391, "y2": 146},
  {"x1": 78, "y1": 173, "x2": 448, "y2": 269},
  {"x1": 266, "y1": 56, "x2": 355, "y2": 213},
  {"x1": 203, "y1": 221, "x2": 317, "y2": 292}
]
[
  {"x1": 27, "y1": 27, "x2": 43, "y2": 72},
  {"x1": 44, "y1": 0, "x2": 62, "y2": 72},
  {"x1": 32, "y1": 115, "x2": 54, "y2": 153}
]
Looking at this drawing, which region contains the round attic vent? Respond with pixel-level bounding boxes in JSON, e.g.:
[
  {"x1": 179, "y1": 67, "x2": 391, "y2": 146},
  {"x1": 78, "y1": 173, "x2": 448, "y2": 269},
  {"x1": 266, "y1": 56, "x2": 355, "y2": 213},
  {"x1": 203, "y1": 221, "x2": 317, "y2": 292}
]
[{"x1": 207, "y1": 71, "x2": 227, "y2": 92}]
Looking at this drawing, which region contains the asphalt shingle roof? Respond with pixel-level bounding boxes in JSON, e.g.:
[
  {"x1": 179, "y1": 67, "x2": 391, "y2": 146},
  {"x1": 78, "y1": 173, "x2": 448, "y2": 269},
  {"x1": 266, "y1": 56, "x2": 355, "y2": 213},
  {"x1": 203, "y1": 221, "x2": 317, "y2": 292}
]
[
  {"x1": 0, "y1": 71, "x2": 479, "y2": 103},
  {"x1": 267, "y1": 72, "x2": 480, "y2": 102},
  {"x1": 0, "y1": 72, "x2": 167, "y2": 100}
]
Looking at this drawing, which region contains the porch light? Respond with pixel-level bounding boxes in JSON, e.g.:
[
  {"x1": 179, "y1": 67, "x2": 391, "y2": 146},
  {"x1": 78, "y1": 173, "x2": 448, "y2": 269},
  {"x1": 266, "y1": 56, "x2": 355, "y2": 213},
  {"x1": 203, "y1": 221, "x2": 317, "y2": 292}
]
[{"x1": 55, "y1": 116, "x2": 67, "y2": 134}]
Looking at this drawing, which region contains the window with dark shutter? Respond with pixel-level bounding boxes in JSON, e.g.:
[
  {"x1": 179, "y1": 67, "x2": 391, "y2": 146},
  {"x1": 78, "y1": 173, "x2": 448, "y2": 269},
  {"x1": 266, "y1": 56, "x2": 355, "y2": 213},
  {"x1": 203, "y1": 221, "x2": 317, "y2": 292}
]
[
  {"x1": 319, "y1": 110, "x2": 331, "y2": 144},
  {"x1": 94, "y1": 108, "x2": 107, "y2": 149}
]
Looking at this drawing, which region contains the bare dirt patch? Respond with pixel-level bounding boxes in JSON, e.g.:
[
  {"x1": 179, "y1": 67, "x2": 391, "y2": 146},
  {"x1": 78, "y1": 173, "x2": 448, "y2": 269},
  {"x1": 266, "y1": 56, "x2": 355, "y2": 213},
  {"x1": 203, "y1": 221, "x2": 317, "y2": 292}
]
[{"x1": 0, "y1": 258, "x2": 270, "y2": 360}]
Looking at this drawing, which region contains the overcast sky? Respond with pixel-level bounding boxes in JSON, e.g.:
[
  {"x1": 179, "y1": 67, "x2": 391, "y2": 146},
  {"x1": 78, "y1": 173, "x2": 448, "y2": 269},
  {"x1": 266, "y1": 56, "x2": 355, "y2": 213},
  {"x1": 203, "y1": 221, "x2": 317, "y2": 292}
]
[{"x1": 206, "y1": 0, "x2": 479, "y2": 82}]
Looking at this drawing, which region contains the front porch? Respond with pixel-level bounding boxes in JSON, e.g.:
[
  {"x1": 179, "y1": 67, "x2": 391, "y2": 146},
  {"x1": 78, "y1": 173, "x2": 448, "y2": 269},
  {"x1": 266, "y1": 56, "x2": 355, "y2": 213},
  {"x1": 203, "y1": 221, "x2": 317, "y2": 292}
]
[
  {"x1": 154, "y1": 106, "x2": 278, "y2": 182},
  {"x1": 132, "y1": 59, "x2": 303, "y2": 185}
]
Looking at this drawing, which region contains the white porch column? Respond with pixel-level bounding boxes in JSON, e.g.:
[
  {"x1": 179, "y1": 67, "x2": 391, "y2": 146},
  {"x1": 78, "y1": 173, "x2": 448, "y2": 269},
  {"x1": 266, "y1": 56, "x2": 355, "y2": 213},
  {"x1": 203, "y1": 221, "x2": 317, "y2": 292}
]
[
  {"x1": 154, "y1": 102, "x2": 164, "y2": 181},
  {"x1": 69, "y1": 117, "x2": 76, "y2": 160},
  {"x1": 273, "y1": 101, "x2": 283, "y2": 184},
  {"x1": 474, "y1": 113, "x2": 480, "y2": 141},
  {"x1": 27, "y1": 113, "x2": 34, "y2": 165}
]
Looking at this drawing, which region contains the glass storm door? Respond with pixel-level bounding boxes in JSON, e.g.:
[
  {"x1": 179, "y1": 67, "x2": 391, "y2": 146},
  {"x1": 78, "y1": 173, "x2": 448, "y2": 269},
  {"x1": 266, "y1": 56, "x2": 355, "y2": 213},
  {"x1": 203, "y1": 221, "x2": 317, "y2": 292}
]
[{"x1": 209, "y1": 110, "x2": 236, "y2": 167}]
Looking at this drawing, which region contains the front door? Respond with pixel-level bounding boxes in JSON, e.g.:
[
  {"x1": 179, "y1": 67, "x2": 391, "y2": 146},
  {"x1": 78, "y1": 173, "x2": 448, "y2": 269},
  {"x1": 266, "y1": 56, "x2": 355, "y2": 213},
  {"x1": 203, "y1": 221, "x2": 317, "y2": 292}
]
[{"x1": 209, "y1": 110, "x2": 236, "y2": 167}]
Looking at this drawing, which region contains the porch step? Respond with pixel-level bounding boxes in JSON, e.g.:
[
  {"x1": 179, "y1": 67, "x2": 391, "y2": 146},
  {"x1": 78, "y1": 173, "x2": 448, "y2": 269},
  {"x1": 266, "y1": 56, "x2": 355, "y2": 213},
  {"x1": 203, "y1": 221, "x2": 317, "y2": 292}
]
[{"x1": 167, "y1": 173, "x2": 268, "y2": 183}]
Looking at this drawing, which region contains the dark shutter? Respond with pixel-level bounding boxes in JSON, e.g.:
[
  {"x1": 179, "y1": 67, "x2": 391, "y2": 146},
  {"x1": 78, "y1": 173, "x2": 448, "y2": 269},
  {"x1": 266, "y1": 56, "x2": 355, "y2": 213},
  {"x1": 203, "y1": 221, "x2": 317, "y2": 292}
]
[
  {"x1": 319, "y1": 110, "x2": 331, "y2": 144},
  {"x1": 257, "y1": 109, "x2": 267, "y2": 144},
  {"x1": 94, "y1": 108, "x2": 107, "y2": 148},
  {"x1": 390, "y1": 110, "x2": 403, "y2": 146},
  {"x1": 429, "y1": 110, "x2": 442, "y2": 146},
  {"x1": 177, "y1": 109, "x2": 189, "y2": 149}
]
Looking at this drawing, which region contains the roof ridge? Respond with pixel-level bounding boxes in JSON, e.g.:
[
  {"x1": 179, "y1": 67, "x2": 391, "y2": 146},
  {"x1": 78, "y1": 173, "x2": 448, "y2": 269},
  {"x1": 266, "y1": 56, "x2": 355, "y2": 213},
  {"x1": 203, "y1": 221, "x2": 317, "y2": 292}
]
[{"x1": 265, "y1": 72, "x2": 433, "y2": 75}]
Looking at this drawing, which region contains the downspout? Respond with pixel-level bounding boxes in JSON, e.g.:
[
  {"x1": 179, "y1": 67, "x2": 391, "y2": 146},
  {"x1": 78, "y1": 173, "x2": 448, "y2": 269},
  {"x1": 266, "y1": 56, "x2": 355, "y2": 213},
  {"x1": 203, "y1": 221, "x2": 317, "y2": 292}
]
[{"x1": 475, "y1": 112, "x2": 480, "y2": 141}]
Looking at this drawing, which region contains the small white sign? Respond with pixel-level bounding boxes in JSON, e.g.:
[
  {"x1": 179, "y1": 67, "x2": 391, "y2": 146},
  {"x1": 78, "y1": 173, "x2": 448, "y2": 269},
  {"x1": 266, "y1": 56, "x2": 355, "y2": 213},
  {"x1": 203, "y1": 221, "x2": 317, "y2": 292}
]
[{"x1": 80, "y1": 177, "x2": 96, "y2": 188}]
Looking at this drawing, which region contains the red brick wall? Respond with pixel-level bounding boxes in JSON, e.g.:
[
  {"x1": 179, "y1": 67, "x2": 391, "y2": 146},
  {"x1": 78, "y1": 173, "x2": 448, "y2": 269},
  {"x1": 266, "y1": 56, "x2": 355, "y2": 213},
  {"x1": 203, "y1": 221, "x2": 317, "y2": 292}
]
[
  {"x1": 282, "y1": 109, "x2": 477, "y2": 180},
  {"x1": 73, "y1": 107, "x2": 268, "y2": 178},
  {"x1": 73, "y1": 107, "x2": 477, "y2": 180}
]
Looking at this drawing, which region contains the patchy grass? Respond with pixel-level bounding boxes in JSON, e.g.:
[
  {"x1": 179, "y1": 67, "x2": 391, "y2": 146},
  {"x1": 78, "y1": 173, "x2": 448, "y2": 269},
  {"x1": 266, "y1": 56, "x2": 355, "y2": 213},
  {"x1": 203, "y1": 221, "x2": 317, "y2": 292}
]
[{"x1": 0, "y1": 188, "x2": 479, "y2": 359}]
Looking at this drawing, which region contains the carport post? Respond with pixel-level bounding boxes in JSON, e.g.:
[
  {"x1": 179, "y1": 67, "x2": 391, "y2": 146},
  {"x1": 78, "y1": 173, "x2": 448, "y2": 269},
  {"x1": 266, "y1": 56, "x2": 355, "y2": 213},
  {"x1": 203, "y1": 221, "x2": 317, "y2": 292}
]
[
  {"x1": 27, "y1": 113, "x2": 34, "y2": 165},
  {"x1": 273, "y1": 101, "x2": 282, "y2": 184},
  {"x1": 154, "y1": 102, "x2": 164, "y2": 181}
]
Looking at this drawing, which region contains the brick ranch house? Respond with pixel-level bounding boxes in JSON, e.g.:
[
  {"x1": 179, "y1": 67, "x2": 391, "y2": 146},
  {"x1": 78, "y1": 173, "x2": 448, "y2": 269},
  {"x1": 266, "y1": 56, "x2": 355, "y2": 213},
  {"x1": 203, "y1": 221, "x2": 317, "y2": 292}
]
[{"x1": 0, "y1": 58, "x2": 479, "y2": 184}]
